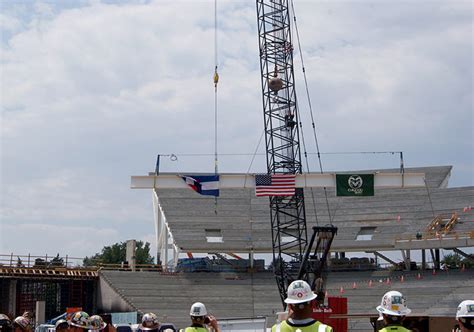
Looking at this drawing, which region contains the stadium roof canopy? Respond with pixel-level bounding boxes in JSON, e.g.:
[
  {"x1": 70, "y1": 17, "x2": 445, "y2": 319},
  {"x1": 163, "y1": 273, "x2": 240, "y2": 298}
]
[{"x1": 131, "y1": 165, "x2": 474, "y2": 259}]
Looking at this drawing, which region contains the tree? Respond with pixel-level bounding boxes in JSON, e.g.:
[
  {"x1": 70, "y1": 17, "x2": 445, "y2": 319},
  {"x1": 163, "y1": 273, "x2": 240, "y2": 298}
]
[
  {"x1": 83, "y1": 241, "x2": 154, "y2": 267},
  {"x1": 441, "y1": 253, "x2": 474, "y2": 269}
]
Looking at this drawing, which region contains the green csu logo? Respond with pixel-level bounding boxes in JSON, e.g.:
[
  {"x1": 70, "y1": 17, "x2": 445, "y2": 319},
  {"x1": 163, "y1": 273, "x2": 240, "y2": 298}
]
[{"x1": 348, "y1": 175, "x2": 363, "y2": 194}]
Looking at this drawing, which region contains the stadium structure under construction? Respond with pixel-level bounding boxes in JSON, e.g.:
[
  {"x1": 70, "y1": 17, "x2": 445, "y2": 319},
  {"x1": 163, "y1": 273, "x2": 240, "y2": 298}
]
[{"x1": 1, "y1": 165, "x2": 473, "y2": 331}]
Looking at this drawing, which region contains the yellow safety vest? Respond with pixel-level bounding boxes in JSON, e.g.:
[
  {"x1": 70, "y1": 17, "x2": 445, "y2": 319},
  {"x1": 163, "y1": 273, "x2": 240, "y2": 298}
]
[
  {"x1": 378, "y1": 326, "x2": 411, "y2": 332},
  {"x1": 183, "y1": 327, "x2": 208, "y2": 332},
  {"x1": 271, "y1": 320, "x2": 333, "y2": 332}
]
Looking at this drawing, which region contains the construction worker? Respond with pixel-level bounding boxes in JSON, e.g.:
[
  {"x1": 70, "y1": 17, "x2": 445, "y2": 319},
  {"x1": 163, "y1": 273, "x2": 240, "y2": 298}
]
[
  {"x1": 0, "y1": 314, "x2": 12, "y2": 332},
  {"x1": 138, "y1": 313, "x2": 160, "y2": 332},
  {"x1": 271, "y1": 280, "x2": 333, "y2": 332},
  {"x1": 453, "y1": 300, "x2": 474, "y2": 332},
  {"x1": 54, "y1": 319, "x2": 68, "y2": 332},
  {"x1": 68, "y1": 311, "x2": 91, "y2": 332},
  {"x1": 182, "y1": 302, "x2": 220, "y2": 332},
  {"x1": 376, "y1": 291, "x2": 411, "y2": 332},
  {"x1": 12, "y1": 316, "x2": 32, "y2": 332},
  {"x1": 89, "y1": 315, "x2": 107, "y2": 332}
]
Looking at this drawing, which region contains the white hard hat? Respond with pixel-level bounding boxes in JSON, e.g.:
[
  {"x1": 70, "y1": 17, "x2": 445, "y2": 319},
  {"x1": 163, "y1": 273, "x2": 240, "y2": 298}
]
[
  {"x1": 190, "y1": 302, "x2": 207, "y2": 316},
  {"x1": 284, "y1": 280, "x2": 317, "y2": 304},
  {"x1": 376, "y1": 291, "x2": 411, "y2": 316},
  {"x1": 68, "y1": 311, "x2": 90, "y2": 329},
  {"x1": 140, "y1": 313, "x2": 159, "y2": 331},
  {"x1": 456, "y1": 300, "x2": 474, "y2": 319},
  {"x1": 89, "y1": 315, "x2": 107, "y2": 331},
  {"x1": 13, "y1": 316, "x2": 32, "y2": 331}
]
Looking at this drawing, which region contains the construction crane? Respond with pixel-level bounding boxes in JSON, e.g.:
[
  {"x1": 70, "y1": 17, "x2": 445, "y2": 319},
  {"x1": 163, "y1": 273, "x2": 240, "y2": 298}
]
[{"x1": 255, "y1": 0, "x2": 337, "y2": 306}]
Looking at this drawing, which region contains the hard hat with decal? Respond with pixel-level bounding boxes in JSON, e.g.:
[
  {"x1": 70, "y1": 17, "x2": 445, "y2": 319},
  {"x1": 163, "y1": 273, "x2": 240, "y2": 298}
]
[
  {"x1": 140, "y1": 313, "x2": 160, "y2": 331},
  {"x1": 456, "y1": 300, "x2": 474, "y2": 319},
  {"x1": 55, "y1": 319, "x2": 68, "y2": 330},
  {"x1": 13, "y1": 316, "x2": 32, "y2": 331},
  {"x1": 69, "y1": 311, "x2": 90, "y2": 329},
  {"x1": 376, "y1": 291, "x2": 411, "y2": 316},
  {"x1": 190, "y1": 302, "x2": 207, "y2": 317},
  {"x1": 284, "y1": 280, "x2": 317, "y2": 304},
  {"x1": 89, "y1": 315, "x2": 107, "y2": 331}
]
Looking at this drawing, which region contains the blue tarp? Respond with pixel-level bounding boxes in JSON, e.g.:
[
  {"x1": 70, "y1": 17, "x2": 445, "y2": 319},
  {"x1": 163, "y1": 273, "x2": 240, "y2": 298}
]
[{"x1": 110, "y1": 312, "x2": 138, "y2": 325}]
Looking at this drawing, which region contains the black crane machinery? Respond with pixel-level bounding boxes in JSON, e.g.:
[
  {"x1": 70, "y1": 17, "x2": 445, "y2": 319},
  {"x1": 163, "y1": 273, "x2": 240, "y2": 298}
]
[{"x1": 256, "y1": 0, "x2": 337, "y2": 306}]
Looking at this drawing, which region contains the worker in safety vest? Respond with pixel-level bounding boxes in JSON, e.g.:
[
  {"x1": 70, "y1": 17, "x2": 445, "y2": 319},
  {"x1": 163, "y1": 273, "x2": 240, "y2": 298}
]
[
  {"x1": 182, "y1": 302, "x2": 220, "y2": 332},
  {"x1": 453, "y1": 300, "x2": 474, "y2": 332},
  {"x1": 376, "y1": 291, "x2": 411, "y2": 332},
  {"x1": 271, "y1": 280, "x2": 333, "y2": 332}
]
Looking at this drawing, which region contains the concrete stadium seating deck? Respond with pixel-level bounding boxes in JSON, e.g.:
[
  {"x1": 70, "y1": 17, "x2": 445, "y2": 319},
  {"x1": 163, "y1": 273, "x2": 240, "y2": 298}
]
[
  {"x1": 154, "y1": 166, "x2": 474, "y2": 253},
  {"x1": 100, "y1": 268, "x2": 474, "y2": 331}
]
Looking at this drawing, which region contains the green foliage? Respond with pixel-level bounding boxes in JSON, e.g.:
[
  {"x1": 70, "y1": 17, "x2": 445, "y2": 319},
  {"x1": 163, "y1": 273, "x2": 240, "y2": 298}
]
[
  {"x1": 83, "y1": 241, "x2": 154, "y2": 266},
  {"x1": 441, "y1": 253, "x2": 474, "y2": 269}
]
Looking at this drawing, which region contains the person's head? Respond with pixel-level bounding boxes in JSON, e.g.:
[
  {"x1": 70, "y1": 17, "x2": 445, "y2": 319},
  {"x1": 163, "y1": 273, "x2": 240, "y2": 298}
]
[
  {"x1": 139, "y1": 313, "x2": 159, "y2": 332},
  {"x1": 456, "y1": 300, "x2": 474, "y2": 331},
  {"x1": 13, "y1": 316, "x2": 31, "y2": 332},
  {"x1": 68, "y1": 311, "x2": 90, "y2": 332},
  {"x1": 89, "y1": 316, "x2": 107, "y2": 332},
  {"x1": 0, "y1": 314, "x2": 12, "y2": 332},
  {"x1": 284, "y1": 280, "x2": 317, "y2": 318},
  {"x1": 376, "y1": 291, "x2": 411, "y2": 325},
  {"x1": 55, "y1": 319, "x2": 69, "y2": 332},
  {"x1": 189, "y1": 303, "x2": 208, "y2": 325}
]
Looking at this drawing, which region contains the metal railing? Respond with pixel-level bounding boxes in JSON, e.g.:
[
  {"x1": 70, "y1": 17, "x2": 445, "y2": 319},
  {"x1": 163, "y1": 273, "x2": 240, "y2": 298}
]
[
  {"x1": 395, "y1": 230, "x2": 474, "y2": 242},
  {"x1": 0, "y1": 253, "x2": 84, "y2": 269},
  {"x1": 0, "y1": 254, "x2": 162, "y2": 272}
]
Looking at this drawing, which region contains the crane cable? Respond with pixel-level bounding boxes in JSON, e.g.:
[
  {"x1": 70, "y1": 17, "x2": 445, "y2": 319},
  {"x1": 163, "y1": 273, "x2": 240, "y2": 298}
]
[
  {"x1": 213, "y1": 0, "x2": 219, "y2": 215},
  {"x1": 291, "y1": 0, "x2": 333, "y2": 225},
  {"x1": 213, "y1": 0, "x2": 219, "y2": 175}
]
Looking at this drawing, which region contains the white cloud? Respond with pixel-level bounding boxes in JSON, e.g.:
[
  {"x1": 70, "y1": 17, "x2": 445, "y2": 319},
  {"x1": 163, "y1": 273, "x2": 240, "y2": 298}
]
[{"x1": 0, "y1": 0, "x2": 472, "y2": 257}]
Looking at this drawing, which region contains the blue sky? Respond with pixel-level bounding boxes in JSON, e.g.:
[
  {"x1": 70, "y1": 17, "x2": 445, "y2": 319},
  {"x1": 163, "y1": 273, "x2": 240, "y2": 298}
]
[{"x1": 1, "y1": 0, "x2": 472, "y2": 260}]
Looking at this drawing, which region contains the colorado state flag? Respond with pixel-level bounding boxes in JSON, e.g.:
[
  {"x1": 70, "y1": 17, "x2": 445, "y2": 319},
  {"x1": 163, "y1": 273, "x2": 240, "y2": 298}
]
[{"x1": 181, "y1": 175, "x2": 219, "y2": 197}]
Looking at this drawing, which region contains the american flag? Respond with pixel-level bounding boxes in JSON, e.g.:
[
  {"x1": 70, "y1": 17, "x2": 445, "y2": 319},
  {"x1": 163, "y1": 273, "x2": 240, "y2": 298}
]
[{"x1": 255, "y1": 174, "x2": 296, "y2": 197}]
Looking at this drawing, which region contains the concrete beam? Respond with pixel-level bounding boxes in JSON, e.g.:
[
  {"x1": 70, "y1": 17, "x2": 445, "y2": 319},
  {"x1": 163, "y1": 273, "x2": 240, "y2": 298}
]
[
  {"x1": 395, "y1": 237, "x2": 474, "y2": 250},
  {"x1": 131, "y1": 172, "x2": 426, "y2": 189}
]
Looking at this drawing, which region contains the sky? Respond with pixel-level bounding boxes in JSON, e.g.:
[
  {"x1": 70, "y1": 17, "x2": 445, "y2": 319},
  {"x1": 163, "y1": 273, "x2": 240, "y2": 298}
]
[{"x1": 0, "y1": 0, "x2": 472, "y2": 263}]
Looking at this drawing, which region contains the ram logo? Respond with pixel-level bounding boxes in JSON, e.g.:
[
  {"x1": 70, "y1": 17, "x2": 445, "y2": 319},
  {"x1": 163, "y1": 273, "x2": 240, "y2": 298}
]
[{"x1": 348, "y1": 175, "x2": 363, "y2": 189}]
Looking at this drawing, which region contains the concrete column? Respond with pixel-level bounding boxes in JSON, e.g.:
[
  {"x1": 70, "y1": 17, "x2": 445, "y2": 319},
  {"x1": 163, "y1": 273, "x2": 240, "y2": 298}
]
[
  {"x1": 35, "y1": 301, "x2": 46, "y2": 325},
  {"x1": 422, "y1": 249, "x2": 426, "y2": 270},
  {"x1": 401, "y1": 250, "x2": 411, "y2": 271},
  {"x1": 8, "y1": 280, "x2": 17, "y2": 316},
  {"x1": 435, "y1": 249, "x2": 441, "y2": 269},
  {"x1": 153, "y1": 190, "x2": 162, "y2": 265},
  {"x1": 126, "y1": 240, "x2": 136, "y2": 272},
  {"x1": 249, "y1": 250, "x2": 254, "y2": 269}
]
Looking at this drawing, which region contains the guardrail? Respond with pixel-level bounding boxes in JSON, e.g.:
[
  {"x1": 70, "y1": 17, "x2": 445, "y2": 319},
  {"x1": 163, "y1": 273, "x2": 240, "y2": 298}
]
[
  {"x1": 395, "y1": 230, "x2": 474, "y2": 242},
  {"x1": 0, "y1": 253, "x2": 84, "y2": 269},
  {"x1": 0, "y1": 254, "x2": 162, "y2": 272}
]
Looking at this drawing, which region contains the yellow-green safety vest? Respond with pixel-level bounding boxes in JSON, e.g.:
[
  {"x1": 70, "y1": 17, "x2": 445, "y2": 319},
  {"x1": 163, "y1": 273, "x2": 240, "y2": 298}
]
[
  {"x1": 271, "y1": 320, "x2": 333, "y2": 332},
  {"x1": 183, "y1": 327, "x2": 208, "y2": 332},
  {"x1": 379, "y1": 326, "x2": 411, "y2": 332}
]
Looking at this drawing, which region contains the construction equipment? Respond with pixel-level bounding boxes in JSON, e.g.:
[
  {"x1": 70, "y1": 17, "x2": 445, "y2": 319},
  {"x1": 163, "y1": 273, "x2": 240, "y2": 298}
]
[{"x1": 255, "y1": 0, "x2": 337, "y2": 306}]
